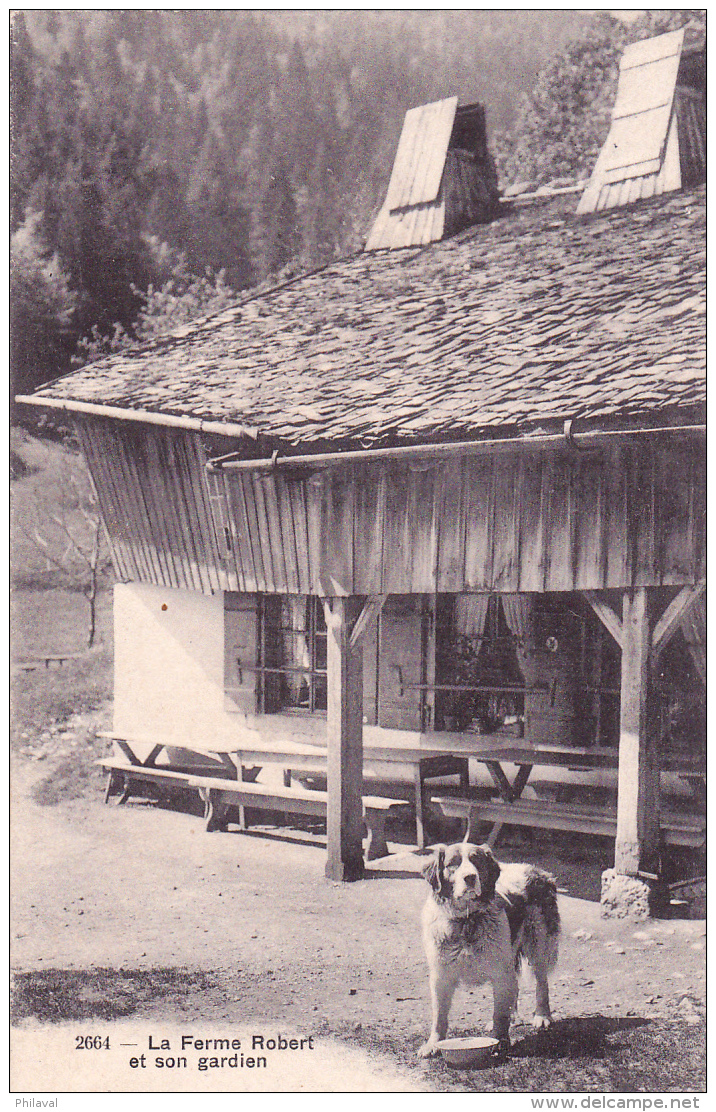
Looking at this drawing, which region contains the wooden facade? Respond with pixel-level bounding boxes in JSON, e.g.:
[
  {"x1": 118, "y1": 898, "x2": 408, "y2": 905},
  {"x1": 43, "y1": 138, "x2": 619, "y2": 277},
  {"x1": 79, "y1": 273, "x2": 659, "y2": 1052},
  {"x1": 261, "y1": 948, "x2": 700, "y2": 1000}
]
[
  {"x1": 70, "y1": 410, "x2": 706, "y2": 887},
  {"x1": 78, "y1": 417, "x2": 705, "y2": 599}
]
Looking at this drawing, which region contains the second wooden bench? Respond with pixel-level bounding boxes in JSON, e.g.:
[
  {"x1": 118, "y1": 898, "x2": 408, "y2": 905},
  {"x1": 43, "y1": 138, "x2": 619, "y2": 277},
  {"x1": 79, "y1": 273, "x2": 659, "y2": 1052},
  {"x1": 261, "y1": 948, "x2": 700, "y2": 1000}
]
[
  {"x1": 431, "y1": 791, "x2": 706, "y2": 849},
  {"x1": 189, "y1": 775, "x2": 408, "y2": 861}
]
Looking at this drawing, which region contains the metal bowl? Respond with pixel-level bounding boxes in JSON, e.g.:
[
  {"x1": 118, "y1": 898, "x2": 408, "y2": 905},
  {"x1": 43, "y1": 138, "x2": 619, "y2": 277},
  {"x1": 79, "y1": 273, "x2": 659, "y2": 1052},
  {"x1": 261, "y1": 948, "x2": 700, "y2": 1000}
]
[{"x1": 436, "y1": 1036, "x2": 500, "y2": 1068}]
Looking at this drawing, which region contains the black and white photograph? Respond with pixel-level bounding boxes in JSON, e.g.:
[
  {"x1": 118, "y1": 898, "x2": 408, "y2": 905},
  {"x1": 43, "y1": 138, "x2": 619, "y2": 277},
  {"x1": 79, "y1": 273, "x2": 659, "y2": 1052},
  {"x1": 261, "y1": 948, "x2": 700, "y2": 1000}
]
[{"x1": 10, "y1": 8, "x2": 705, "y2": 1098}]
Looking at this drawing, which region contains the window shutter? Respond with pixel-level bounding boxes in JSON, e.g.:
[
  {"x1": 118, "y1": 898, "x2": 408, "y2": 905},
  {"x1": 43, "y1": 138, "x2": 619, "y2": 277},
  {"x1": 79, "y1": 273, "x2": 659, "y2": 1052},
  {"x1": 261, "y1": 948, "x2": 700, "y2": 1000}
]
[
  {"x1": 378, "y1": 595, "x2": 425, "y2": 730},
  {"x1": 224, "y1": 593, "x2": 258, "y2": 714}
]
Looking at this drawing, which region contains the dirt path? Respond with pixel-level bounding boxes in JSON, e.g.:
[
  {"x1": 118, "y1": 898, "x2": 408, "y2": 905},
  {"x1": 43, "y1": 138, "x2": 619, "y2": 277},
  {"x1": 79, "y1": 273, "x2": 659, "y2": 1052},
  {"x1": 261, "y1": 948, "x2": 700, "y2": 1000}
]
[{"x1": 11, "y1": 758, "x2": 705, "y2": 1093}]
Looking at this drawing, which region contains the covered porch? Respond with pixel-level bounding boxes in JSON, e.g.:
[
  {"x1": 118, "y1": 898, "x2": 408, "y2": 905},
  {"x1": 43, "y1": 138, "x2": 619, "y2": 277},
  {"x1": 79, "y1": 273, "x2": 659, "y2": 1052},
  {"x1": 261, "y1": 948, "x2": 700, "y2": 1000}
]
[{"x1": 70, "y1": 414, "x2": 704, "y2": 904}]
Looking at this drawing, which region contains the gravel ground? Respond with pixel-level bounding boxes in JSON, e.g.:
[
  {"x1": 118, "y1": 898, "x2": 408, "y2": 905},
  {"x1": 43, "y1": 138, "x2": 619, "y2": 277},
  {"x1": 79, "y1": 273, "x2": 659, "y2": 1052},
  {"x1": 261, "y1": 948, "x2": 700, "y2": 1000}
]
[{"x1": 11, "y1": 754, "x2": 706, "y2": 1094}]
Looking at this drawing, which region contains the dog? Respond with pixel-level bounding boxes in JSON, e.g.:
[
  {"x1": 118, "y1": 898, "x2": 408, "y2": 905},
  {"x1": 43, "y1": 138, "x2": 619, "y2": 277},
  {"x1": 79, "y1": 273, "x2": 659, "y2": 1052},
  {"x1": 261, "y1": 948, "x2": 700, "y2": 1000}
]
[{"x1": 418, "y1": 842, "x2": 560, "y2": 1058}]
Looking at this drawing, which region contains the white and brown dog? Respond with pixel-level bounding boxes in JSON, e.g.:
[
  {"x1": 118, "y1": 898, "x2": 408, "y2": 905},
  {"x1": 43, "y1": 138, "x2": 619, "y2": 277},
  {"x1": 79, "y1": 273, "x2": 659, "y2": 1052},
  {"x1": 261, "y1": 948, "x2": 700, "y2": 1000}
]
[{"x1": 418, "y1": 842, "x2": 560, "y2": 1058}]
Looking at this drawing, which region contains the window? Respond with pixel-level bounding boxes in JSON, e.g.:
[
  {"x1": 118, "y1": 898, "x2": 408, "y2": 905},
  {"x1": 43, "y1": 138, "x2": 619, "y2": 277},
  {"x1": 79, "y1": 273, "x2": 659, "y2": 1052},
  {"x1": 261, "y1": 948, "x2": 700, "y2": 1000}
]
[
  {"x1": 259, "y1": 595, "x2": 327, "y2": 714},
  {"x1": 433, "y1": 595, "x2": 524, "y2": 733}
]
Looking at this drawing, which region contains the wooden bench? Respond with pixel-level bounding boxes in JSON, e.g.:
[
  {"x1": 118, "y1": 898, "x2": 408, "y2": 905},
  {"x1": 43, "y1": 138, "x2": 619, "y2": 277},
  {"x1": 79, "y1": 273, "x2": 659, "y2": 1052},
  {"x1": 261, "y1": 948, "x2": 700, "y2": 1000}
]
[
  {"x1": 16, "y1": 653, "x2": 83, "y2": 672},
  {"x1": 431, "y1": 792, "x2": 706, "y2": 849},
  {"x1": 188, "y1": 775, "x2": 408, "y2": 861},
  {"x1": 97, "y1": 758, "x2": 233, "y2": 806}
]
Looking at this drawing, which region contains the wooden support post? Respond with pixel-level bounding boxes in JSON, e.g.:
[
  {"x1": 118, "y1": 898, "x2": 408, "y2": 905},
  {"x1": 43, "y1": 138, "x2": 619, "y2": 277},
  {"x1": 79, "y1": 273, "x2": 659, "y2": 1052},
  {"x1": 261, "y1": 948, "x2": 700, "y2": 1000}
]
[
  {"x1": 615, "y1": 587, "x2": 660, "y2": 876},
  {"x1": 324, "y1": 596, "x2": 365, "y2": 882}
]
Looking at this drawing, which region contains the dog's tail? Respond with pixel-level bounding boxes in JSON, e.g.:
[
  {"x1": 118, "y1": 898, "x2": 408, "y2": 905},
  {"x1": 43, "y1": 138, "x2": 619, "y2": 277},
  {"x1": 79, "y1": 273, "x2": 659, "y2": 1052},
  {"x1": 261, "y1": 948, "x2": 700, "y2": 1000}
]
[
  {"x1": 499, "y1": 866, "x2": 560, "y2": 974},
  {"x1": 521, "y1": 870, "x2": 560, "y2": 974}
]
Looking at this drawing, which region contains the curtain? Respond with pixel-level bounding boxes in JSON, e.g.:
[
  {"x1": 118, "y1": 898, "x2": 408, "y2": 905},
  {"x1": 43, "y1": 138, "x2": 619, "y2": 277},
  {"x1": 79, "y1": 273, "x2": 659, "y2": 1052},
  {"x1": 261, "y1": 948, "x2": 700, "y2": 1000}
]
[
  {"x1": 281, "y1": 596, "x2": 311, "y2": 705},
  {"x1": 454, "y1": 594, "x2": 490, "y2": 639},
  {"x1": 501, "y1": 593, "x2": 535, "y2": 688},
  {"x1": 680, "y1": 594, "x2": 706, "y2": 687}
]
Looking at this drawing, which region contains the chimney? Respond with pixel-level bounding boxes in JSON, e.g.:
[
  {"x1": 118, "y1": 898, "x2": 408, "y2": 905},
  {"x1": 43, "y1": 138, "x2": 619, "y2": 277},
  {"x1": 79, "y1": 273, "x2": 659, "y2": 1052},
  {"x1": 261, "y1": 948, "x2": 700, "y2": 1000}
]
[
  {"x1": 577, "y1": 28, "x2": 705, "y2": 215},
  {"x1": 366, "y1": 97, "x2": 499, "y2": 250}
]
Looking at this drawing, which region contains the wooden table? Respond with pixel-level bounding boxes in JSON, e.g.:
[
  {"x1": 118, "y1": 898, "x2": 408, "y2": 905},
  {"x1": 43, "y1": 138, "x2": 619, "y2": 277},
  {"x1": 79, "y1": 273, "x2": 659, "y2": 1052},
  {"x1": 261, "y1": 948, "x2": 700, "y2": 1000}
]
[
  {"x1": 433, "y1": 743, "x2": 705, "y2": 848},
  {"x1": 226, "y1": 740, "x2": 468, "y2": 848},
  {"x1": 100, "y1": 732, "x2": 468, "y2": 849}
]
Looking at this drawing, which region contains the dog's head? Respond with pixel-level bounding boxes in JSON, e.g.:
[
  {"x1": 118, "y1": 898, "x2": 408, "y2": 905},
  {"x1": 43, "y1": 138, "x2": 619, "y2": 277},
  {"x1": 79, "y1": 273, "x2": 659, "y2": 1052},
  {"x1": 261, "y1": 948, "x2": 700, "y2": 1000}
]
[{"x1": 422, "y1": 843, "x2": 501, "y2": 913}]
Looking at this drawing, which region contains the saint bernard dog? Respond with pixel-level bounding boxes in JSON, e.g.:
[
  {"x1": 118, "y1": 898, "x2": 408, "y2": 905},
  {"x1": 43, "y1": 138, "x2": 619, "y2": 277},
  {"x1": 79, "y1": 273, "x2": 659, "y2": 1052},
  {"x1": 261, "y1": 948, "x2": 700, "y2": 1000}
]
[{"x1": 418, "y1": 842, "x2": 560, "y2": 1058}]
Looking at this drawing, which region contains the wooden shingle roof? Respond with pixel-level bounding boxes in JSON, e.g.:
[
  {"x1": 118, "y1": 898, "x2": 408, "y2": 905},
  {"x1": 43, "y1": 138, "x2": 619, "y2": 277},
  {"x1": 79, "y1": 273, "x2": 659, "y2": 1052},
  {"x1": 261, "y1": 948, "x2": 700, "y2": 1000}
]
[{"x1": 26, "y1": 186, "x2": 705, "y2": 452}]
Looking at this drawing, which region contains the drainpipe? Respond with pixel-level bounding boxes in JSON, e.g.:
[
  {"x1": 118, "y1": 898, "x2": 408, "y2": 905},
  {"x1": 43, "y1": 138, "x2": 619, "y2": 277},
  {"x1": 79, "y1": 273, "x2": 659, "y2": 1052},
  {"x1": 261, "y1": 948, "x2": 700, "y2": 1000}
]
[
  {"x1": 207, "y1": 422, "x2": 705, "y2": 473},
  {"x1": 14, "y1": 394, "x2": 258, "y2": 441}
]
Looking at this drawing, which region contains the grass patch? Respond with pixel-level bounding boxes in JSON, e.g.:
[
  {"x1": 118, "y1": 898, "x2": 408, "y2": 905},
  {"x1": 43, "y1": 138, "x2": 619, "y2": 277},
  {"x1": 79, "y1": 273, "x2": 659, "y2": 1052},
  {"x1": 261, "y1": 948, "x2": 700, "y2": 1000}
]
[
  {"x1": 31, "y1": 731, "x2": 109, "y2": 805},
  {"x1": 343, "y1": 1015, "x2": 705, "y2": 1093},
  {"x1": 11, "y1": 967, "x2": 223, "y2": 1024},
  {"x1": 11, "y1": 647, "x2": 113, "y2": 748}
]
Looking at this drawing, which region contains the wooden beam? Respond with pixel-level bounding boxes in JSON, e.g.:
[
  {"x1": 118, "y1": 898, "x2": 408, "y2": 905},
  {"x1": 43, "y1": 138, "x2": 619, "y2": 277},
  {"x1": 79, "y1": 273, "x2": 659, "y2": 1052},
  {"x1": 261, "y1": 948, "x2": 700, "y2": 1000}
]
[
  {"x1": 324, "y1": 596, "x2": 365, "y2": 882},
  {"x1": 349, "y1": 594, "x2": 387, "y2": 650},
  {"x1": 615, "y1": 588, "x2": 660, "y2": 875},
  {"x1": 651, "y1": 581, "x2": 705, "y2": 658},
  {"x1": 584, "y1": 591, "x2": 623, "y2": 648}
]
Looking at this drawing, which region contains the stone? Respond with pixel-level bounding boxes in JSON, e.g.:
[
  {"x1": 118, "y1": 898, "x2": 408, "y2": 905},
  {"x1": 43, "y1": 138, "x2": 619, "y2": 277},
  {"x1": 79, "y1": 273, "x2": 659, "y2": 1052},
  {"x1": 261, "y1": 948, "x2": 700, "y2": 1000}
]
[{"x1": 600, "y1": 869, "x2": 652, "y2": 920}]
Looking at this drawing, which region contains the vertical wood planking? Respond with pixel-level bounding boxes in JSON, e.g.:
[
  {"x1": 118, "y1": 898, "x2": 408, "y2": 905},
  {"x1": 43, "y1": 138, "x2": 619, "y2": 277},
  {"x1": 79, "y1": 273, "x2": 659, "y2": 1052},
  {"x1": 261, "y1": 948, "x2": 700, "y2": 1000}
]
[
  {"x1": 227, "y1": 474, "x2": 262, "y2": 592},
  {"x1": 136, "y1": 428, "x2": 184, "y2": 589},
  {"x1": 632, "y1": 446, "x2": 657, "y2": 587},
  {"x1": 463, "y1": 456, "x2": 495, "y2": 591},
  {"x1": 307, "y1": 472, "x2": 328, "y2": 595},
  {"x1": 383, "y1": 463, "x2": 413, "y2": 593},
  {"x1": 258, "y1": 473, "x2": 291, "y2": 592},
  {"x1": 96, "y1": 421, "x2": 157, "y2": 584},
  {"x1": 248, "y1": 474, "x2": 279, "y2": 592},
  {"x1": 244, "y1": 473, "x2": 273, "y2": 591},
  {"x1": 491, "y1": 454, "x2": 521, "y2": 591},
  {"x1": 323, "y1": 468, "x2": 354, "y2": 596},
  {"x1": 182, "y1": 433, "x2": 228, "y2": 593},
  {"x1": 573, "y1": 454, "x2": 606, "y2": 590},
  {"x1": 112, "y1": 422, "x2": 164, "y2": 582},
  {"x1": 205, "y1": 467, "x2": 242, "y2": 592},
  {"x1": 151, "y1": 430, "x2": 201, "y2": 591},
  {"x1": 172, "y1": 433, "x2": 212, "y2": 593},
  {"x1": 75, "y1": 420, "x2": 135, "y2": 581},
  {"x1": 274, "y1": 477, "x2": 300, "y2": 595},
  {"x1": 285, "y1": 479, "x2": 312, "y2": 595},
  {"x1": 410, "y1": 467, "x2": 439, "y2": 591},
  {"x1": 353, "y1": 463, "x2": 385, "y2": 595},
  {"x1": 544, "y1": 453, "x2": 572, "y2": 591},
  {"x1": 437, "y1": 459, "x2": 466, "y2": 592},
  {"x1": 517, "y1": 452, "x2": 547, "y2": 592},
  {"x1": 124, "y1": 427, "x2": 177, "y2": 587},
  {"x1": 604, "y1": 444, "x2": 629, "y2": 587}
]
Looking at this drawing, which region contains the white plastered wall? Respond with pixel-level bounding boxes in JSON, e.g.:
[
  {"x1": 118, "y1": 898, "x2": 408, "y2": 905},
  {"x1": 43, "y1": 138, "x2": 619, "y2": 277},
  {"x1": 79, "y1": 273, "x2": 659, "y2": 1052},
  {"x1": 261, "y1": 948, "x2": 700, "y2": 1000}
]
[{"x1": 113, "y1": 582, "x2": 251, "y2": 762}]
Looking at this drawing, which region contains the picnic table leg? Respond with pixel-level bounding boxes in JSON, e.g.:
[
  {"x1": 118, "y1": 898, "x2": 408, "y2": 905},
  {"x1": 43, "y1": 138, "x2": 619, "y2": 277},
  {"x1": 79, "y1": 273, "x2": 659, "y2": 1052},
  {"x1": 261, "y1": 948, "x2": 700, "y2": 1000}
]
[
  {"x1": 484, "y1": 760, "x2": 517, "y2": 802},
  {"x1": 364, "y1": 808, "x2": 390, "y2": 861},
  {"x1": 217, "y1": 752, "x2": 239, "y2": 778},
  {"x1": 200, "y1": 787, "x2": 230, "y2": 833},
  {"x1": 103, "y1": 769, "x2": 123, "y2": 804},
  {"x1": 486, "y1": 821, "x2": 504, "y2": 849},
  {"x1": 511, "y1": 763, "x2": 533, "y2": 800},
  {"x1": 114, "y1": 740, "x2": 142, "y2": 766},
  {"x1": 144, "y1": 744, "x2": 164, "y2": 768},
  {"x1": 236, "y1": 765, "x2": 248, "y2": 830},
  {"x1": 116, "y1": 773, "x2": 132, "y2": 806},
  {"x1": 414, "y1": 766, "x2": 426, "y2": 850}
]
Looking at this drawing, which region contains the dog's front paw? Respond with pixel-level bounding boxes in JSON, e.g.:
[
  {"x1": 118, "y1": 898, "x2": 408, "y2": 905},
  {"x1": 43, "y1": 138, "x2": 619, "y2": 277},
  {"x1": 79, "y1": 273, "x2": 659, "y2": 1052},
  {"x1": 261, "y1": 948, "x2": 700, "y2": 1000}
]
[
  {"x1": 495, "y1": 1037, "x2": 511, "y2": 1060},
  {"x1": 417, "y1": 1038, "x2": 441, "y2": 1059},
  {"x1": 532, "y1": 1014, "x2": 553, "y2": 1030}
]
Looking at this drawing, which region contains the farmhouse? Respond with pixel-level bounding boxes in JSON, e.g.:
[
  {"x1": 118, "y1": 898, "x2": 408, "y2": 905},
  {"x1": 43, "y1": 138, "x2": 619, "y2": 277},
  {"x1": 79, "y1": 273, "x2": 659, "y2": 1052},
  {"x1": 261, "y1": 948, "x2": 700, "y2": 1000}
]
[{"x1": 18, "y1": 33, "x2": 705, "y2": 910}]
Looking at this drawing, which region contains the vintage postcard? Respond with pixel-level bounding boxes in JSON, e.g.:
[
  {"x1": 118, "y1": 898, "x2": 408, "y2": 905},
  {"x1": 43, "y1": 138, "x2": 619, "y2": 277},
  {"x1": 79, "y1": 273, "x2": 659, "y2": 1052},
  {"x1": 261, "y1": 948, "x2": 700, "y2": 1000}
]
[{"x1": 10, "y1": 9, "x2": 705, "y2": 1098}]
